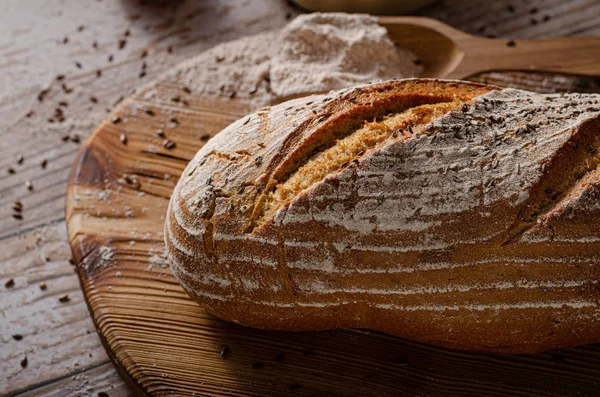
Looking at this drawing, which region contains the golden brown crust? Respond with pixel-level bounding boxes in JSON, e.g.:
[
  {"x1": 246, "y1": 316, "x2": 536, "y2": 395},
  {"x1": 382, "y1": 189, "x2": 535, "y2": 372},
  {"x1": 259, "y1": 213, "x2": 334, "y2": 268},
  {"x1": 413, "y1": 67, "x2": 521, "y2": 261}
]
[{"x1": 165, "y1": 79, "x2": 600, "y2": 354}]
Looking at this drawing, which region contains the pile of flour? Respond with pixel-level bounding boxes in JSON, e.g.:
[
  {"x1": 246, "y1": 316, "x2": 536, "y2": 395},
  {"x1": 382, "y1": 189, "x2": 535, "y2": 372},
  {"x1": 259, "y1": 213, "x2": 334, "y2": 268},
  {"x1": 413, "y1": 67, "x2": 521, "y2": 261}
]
[
  {"x1": 173, "y1": 13, "x2": 423, "y2": 110},
  {"x1": 271, "y1": 13, "x2": 422, "y2": 98}
]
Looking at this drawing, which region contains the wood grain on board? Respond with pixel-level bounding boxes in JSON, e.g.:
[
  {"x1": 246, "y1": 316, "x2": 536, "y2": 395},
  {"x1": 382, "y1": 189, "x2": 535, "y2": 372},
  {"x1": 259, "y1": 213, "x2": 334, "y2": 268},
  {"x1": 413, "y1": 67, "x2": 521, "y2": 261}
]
[{"x1": 3, "y1": 0, "x2": 600, "y2": 396}]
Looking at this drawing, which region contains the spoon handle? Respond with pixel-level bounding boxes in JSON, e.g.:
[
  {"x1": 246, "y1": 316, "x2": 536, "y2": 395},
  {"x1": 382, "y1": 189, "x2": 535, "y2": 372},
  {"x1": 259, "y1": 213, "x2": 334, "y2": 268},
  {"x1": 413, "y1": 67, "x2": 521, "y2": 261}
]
[{"x1": 450, "y1": 36, "x2": 600, "y2": 80}]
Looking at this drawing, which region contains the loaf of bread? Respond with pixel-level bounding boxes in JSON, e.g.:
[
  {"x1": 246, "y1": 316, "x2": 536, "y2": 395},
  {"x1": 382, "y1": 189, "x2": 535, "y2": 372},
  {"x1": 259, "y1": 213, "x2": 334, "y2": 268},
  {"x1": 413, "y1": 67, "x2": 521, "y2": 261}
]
[{"x1": 165, "y1": 79, "x2": 600, "y2": 354}]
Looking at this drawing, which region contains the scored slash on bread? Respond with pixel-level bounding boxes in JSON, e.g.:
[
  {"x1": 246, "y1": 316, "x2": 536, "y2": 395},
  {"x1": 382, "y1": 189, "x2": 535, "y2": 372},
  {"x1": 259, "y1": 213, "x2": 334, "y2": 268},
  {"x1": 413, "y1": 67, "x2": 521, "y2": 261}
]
[{"x1": 165, "y1": 78, "x2": 600, "y2": 354}]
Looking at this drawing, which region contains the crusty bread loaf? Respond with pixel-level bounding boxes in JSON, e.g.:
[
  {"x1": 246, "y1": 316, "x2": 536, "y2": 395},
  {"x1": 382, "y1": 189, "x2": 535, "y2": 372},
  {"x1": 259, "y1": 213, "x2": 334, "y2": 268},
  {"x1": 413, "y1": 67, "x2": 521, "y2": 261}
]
[{"x1": 165, "y1": 79, "x2": 600, "y2": 354}]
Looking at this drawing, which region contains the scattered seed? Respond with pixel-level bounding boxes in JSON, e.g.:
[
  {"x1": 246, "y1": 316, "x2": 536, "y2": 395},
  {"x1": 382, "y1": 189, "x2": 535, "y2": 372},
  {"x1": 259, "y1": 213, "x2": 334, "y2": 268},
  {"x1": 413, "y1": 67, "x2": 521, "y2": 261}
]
[
  {"x1": 41, "y1": 160, "x2": 47, "y2": 169},
  {"x1": 413, "y1": 59, "x2": 423, "y2": 66},
  {"x1": 112, "y1": 116, "x2": 122, "y2": 124},
  {"x1": 58, "y1": 294, "x2": 70, "y2": 303},
  {"x1": 61, "y1": 135, "x2": 70, "y2": 142},
  {"x1": 251, "y1": 361, "x2": 264, "y2": 369},
  {"x1": 37, "y1": 89, "x2": 50, "y2": 102},
  {"x1": 288, "y1": 383, "x2": 301, "y2": 392},
  {"x1": 92, "y1": 40, "x2": 98, "y2": 49},
  {"x1": 39, "y1": 282, "x2": 47, "y2": 290},
  {"x1": 529, "y1": 7, "x2": 538, "y2": 14},
  {"x1": 254, "y1": 156, "x2": 263, "y2": 166},
  {"x1": 12, "y1": 334, "x2": 23, "y2": 341},
  {"x1": 98, "y1": 392, "x2": 109, "y2": 397},
  {"x1": 69, "y1": 257, "x2": 75, "y2": 265},
  {"x1": 543, "y1": 15, "x2": 551, "y2": 22},
  {"x1": 25, "y1": 111, "x2": 34, "y2": 118},
  {"x1": 302, "y1": 348, "x2": 314, "y2": 357},
  {"x1": 96, "y1": 69, "x2": 102, "y2": 78},
  {"x1": 220, "y1": 346, "x2": 231, "y2": 359},
  {"x1": 5, "y1": 278, "x2": 15, "y2": 288},
  {"x1": 395, "y1": 356, "x2": 409, "y2": 366},
  {"x1": 123, "y1": 175, "x2": 140, "y2": 189},
  {"x1": 77, "y1": 25, "x2": 85, "y2": 32},
  {"x1": 229, "y1": 90, "x2": 237, "y2": 99},
  {"x1": 249, "y1": 86, "x2": 258, "y2": 95},
  {"x1": 139, "y1": 71, "x2": 146, "y2": 78},
  {"x1": 167, "y1": 46, "x2": 173, "y2": 53},
  {"x1": 124, "y1": 29, "x2": 131, "y2": 37},
  {"x1": 20, "y1": 356, "x2": 28, "y2": 368},
  {"x1": 17, "y1": 155, "x2": 24, "y2": 164},
  {"x1": 530, "y1": 18, "x2": 538, "y2": 25},
  {"x1": 550, "y1": 351, "x2": 566, "y2": 362},
  {"x1": 58, "y1": 101, "x2": 68, "y2": 107},
  {"x1": 242, "y1": 117, "x2": 250, "y2": 125},
  {"x1": 61, "y1": 83, "x2": 73, "y2": 94},
  {"x1": 12, "y1": 213, "x2": 22, "y2": 220},
  {"x1": 506, "y1": 40, "x2": 516, "y2": 47},
  {"x1": 62, "y1": 36, "x2": 69, "y2": 44},
  {"x1": 90, "y1": 96, "x2": 98, "y2": 103},
  {"x1": 119, "y1": 134, "x2": 128, "y2": 144},
  {"x1": 216, "y1": 55, "x2": 225, "y2": 63},
  {"x1": 25, "y1": 180, "x2": 33, "y2": 191},
  {"x1": 75, "y1": 61, "x2": 82, "y2": 69},
  {"x1": 118, "y1": 39, "x2": 127, "y2": 50},
  {"x1": 7, "y1": 167, "x2": 16, "y2": 174},
  {"x1": 56, "y1": 74, "x2": 65, "y2": 81},
  {"x1": 182, "y1": 86, "x2": 192, "y2": 94},
  {"x1": 506, "y1": 4, "x2": 515, "y2": 12},
  {"x1": 145, "y1": 109, "x2": 155, "y2": 116},
  {"x1": 182, "y1": 100, "x2": 189, "y2": 106},
  {"x1": 171, "y1": 96, "x2": 181, "y2": 103},
  {"x1": 13, "y1": 200, "x2": 23, "y2": 211},
  {"x1": 141, "y1": 50, "x2": 148, "y2": 58},
  {"x1": 163, "y1": 139, "x2": 176, "y2": 149},
  {"x1": 108, "y1": 54, "x2": 114, "y2": 62},
  {"x1": 155, "y1": 129, "x2": 165, "y2": 138},
  {"x1": 70, "y1": 134, "x2": 81, "y2": 143},
  {"x1": 199, "y1": 133, "x2": 210, "y2": 141}
]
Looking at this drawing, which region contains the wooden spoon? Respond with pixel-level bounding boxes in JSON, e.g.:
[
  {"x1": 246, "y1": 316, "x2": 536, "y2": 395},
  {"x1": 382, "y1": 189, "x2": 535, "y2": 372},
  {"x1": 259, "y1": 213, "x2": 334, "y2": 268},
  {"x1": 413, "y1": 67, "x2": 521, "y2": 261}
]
[{"x1": 379, "y1": 16, "x2": 600, "y2": 80}]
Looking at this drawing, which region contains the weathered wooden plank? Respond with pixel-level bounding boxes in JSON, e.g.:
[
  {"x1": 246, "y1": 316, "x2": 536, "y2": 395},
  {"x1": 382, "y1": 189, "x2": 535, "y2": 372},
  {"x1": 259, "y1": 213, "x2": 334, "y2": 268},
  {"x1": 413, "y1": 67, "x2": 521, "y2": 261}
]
[
  {"x1": 419, "y1": 0, "x2": 600, "y2": 38},
  {"x1": 13, "y1": 362, "x2": 134, "y2": 397},
  {"x1": 0, "y1": 221, "x2": 110, "y2": 396},
  {"x1": 0, "y1": 0, "x2": 299, "y2": 240}
]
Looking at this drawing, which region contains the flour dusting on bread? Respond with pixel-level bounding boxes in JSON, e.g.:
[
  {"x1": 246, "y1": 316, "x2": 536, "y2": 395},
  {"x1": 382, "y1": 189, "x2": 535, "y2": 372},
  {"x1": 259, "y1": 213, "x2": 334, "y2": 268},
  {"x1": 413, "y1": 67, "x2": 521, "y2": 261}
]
[{"x1": 166, "y1": 79, "x2": 600, "y2": 354}]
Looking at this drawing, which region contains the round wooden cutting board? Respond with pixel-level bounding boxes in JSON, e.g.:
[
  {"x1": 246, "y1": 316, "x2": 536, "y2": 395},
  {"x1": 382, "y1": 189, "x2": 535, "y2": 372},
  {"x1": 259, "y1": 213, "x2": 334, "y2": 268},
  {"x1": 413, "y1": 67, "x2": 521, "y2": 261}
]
[{"x1": 65, "y1": 37, "x2": 600, "y2": 396}]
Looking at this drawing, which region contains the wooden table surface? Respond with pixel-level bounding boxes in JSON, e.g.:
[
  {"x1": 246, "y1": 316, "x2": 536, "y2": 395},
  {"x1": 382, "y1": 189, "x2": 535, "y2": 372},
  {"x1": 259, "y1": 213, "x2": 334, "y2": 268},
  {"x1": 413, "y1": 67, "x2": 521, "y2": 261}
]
[{"x1": 2, "y1": 1, "x2": 600, "y2": 396}]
